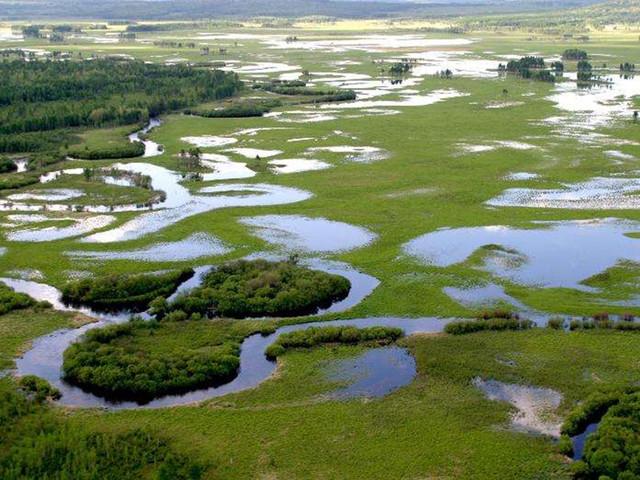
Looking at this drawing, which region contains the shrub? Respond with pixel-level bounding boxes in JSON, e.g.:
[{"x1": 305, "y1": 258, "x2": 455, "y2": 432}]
[
  {"x1": 578, "y1": 391, "x2": 640, "y2": 479},
  {"x1": 562, "y1": 390, "x2": 629, "y2": 436},
  {"x1": 17, "y1": 375, "x2": 61, "y2": 402},
  {"x1": 265, "y1": 326, "x2": 403, "y2": 359},
  {"x1": 547, "y1": 317, "x2": 565, "y2": 330},
  {"x1": 444, "y1": 317, "x2": 534, "y2": 335},
  {"x1": 61, "y1": 268, "x2": 194, "y2": 312},
  {"x1": 168, "y1": 259, "x2": 351, "y2": 319},
  {"x1": 0, "y1": 282, "x2": 47, "y2": 315},
  {"x1": 62, "y1": 320, "x2": 240, "y2": 401},
  {"x1": 557, "y1": 434, "x2": 574, "y2": 457},
  {"x1": 0, "y1": 156, "x2": 17, "y2": 173}
]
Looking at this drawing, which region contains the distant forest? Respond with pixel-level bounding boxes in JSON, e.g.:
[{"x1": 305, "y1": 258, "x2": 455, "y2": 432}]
[{"x1": 0, "y1": 0, "x2": 606, "y2": 20}]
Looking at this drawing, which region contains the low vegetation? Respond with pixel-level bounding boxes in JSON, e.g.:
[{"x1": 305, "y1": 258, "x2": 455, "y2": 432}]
[
  {"x1": 61, "y1": 268, "x2": 194, "y2": 312},
  {"x1": 265, "y1": 326, "x2": 403, "y2": 359},
  {"x1": 0, "y1": 379, "x2": 204, "y2": 479},
  {"x1": 164, "y1": 259, "x2": 351, "y2": 319}
]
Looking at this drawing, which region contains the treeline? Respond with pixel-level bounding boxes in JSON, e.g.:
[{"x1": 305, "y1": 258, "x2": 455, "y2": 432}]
[
  {"x1": 254, "y1": 80, "x2": 356, "y2": 102},
  {"x1": 0, "y1": 59, "x2": 242, "y2": 136},
  {"x1": 153, "y1": 259, "x2": 351, "y2": 320},
  {"x1": 265, "y1": 326, "x2": 403, "y2": 359},
  {"x1": 185, "y1": 100, "x2": 280, "y2": 119},
  {"x1": 62, "y1": 320, "x2": 240, "y2": 401},
  {"x1": 61, "y1": 268, "x2": 194, "y2": 312},
  {"x1": 0, "y1": 379, "x2": 204, "y2": 478}
]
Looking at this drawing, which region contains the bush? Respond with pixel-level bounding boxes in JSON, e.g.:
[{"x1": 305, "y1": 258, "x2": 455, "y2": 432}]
[
  {"x1": 547, "y1": 317, "x2": 565, "y2": 330},
  {"x1": 67, "y1": 139, "x2": 145, "y2": 160},
  {"x1": 17, "y1": 375, "x2": 61, "y2": 402},
  {"x1": 557, "y1": 434, "x2": 574, "y2": 456},
  {"x1": 577, "y1": 391, "x2": 640, "y2": 479},
  {"x1": 61, "y1": 268, "x2": 194, "y2": 312},
  {"x1": 265, "y1": 326, "x2": 403, "y2": 359},
  {"x1": 444, "y1": 317, "x2": 534, "y2": 335},
  {"x1": 0, "y1": 156, "x2": 17, "y2": 173},
  {"x1": 562, "y1": 390, "x2": 630, "y2": 436},
  {"x1": 62, "y1": 320, "x2": 240, "y2": 401},
  {"x1": 168, "y1": 259, "x2": 351, "y2": 319},
  {"x1": 0, "y1": 172, "x2": 40, "y2": 191},
  {"x1": 0, "y1": 282, "x2": 48, "y2": 315}
]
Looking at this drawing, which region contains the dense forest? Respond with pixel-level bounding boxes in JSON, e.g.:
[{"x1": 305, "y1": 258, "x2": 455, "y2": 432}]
[{"x1": 0, "y1": 60, "x2": 240, "y2": 136}]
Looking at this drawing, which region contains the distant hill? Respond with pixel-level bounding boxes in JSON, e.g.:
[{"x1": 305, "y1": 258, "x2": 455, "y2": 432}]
[{"x1": 0, "y1": 0, "x2": 608, "y2": 20}]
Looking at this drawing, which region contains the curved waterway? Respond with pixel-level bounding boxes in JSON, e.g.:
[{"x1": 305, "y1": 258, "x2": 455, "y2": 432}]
[
  {"x1": 16, "y1": 314, "x2": 452, "y2": 409},
  {"x1": 6, "y1": 259, "x2": 395, "y2": 409}
]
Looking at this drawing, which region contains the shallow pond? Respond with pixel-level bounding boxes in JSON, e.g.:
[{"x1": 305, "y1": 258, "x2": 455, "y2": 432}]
[
  {"x1": 487, "y1": 177, "x2": 640, "y2": 210},
  {"x1": 240, "y1": 215, "x2": 377, "y2": 254},
  {"x1": 67, "y1": 232, "x2": 231, "y2": 262},
  {"x1": 404, "y1": 218, "x2": 640, "y2": 290},
  {"x1": 325, "y1": 346, "x2": 416, "y2": 400},
  {"x1": 473, "y1": 377, "x2": 563, "y2": 437}
]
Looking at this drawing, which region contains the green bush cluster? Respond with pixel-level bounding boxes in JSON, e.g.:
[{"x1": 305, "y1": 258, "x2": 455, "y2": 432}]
[
  {"x1": 562, "y1": 390, "x2": 627, "y2": 437},
  {"x1": 166, "y1": 259, "x2": 351, "y2": 319},
  {"x1": 568, "y1": 390, "x2": 640, "y2": 479},
  {"x1": 554, "y1": 314, "x2": 640, "y2": 332},
  {"x1": 444, "y1": 317, "x2": 534, "y2": 335},
  {"x1": 67, "y1": 139, "x2": 145, "y2": 160},
  {"x1": 0, "y1": 156, "x2": 17, "y2": 173},
  {"x1": 17, "y1": 375, "x2": 61, "y2": 402},
  {"x1": 62, "y1": 320, "x2": 240, "y2": 401},
  {"x1": 0, "y1": 172, "x2": 40, "y2": 191},
  {"x1": 265, "y1": 325, "x2": 403, "y2": 359},
  {"x1": 0, "y1": 379, "x2": 204, "y2": 479},
  {"x1": 0, "y1": 282, "x2": 50, "y2": 315},
  {"x1": 61, "y1": 268, "x2": 194, "y2": 312}
]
